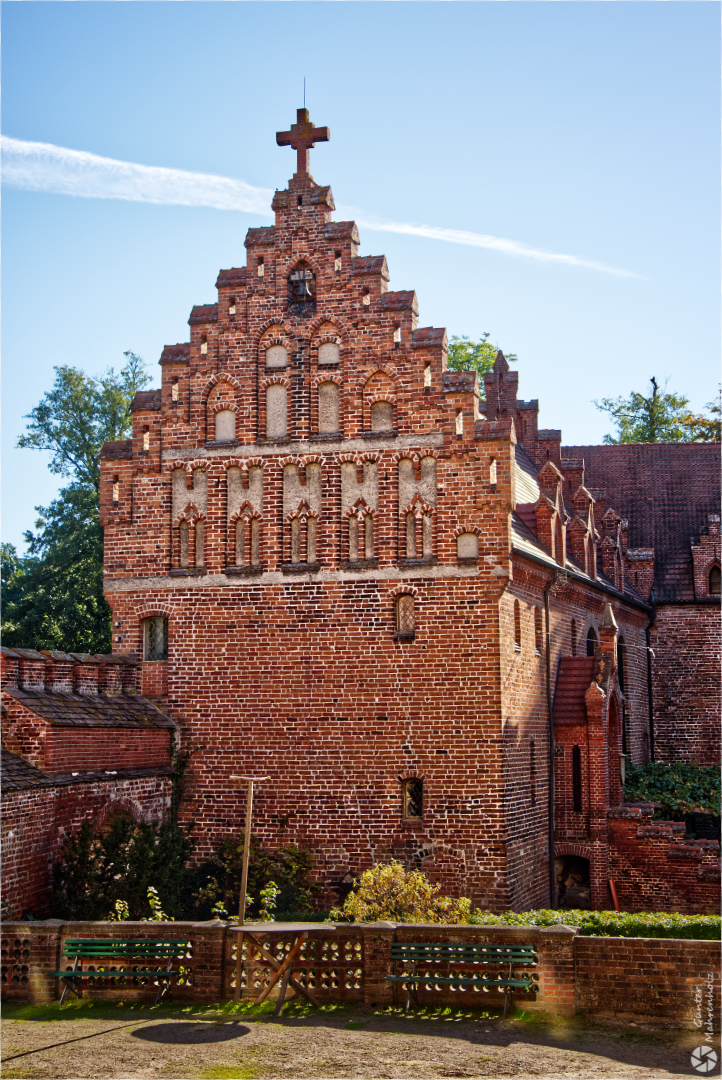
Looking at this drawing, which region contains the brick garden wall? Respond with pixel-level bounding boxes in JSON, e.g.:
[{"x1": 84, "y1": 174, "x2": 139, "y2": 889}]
[{"x1": 3, "y1": 920, "x2": 718, "y2": 1028}]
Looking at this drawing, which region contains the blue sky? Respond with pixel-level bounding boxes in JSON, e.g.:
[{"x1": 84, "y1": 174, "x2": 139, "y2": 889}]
[{"x1": 2, "y1": 1, "x2": 719, "y2": 552}]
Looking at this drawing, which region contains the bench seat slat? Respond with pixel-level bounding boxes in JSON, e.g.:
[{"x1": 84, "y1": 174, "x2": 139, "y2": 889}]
[{"x1": 51, "y1": 970, "x2": 176, "y2": 978}]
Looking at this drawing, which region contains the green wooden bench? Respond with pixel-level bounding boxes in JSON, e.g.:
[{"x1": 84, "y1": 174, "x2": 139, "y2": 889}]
[
  {"x1": 50, "y1": 938, "x2": 188, "y2": 1005},
  {"x1": 386, "y1": 941, "x2": 538, "y2": 1015}
]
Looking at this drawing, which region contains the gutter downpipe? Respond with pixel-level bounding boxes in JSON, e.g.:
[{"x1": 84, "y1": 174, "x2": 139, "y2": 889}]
[
  {"x1": 646, "y1": 587, "x2": 657, "y2": 762},
  {"x1": 544, "y1": 572, "x2": 557, "y2": 910}
]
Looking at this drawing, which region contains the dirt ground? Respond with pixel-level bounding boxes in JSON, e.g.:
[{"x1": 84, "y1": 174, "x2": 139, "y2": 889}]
[{"x1": 2, "y1": 999, "x2": 719, "y2": 1080}]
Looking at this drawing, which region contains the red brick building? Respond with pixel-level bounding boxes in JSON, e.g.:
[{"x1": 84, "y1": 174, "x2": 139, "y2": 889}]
[{"x1": 3, "y1": 112, "x2": 719, "y2": 916}]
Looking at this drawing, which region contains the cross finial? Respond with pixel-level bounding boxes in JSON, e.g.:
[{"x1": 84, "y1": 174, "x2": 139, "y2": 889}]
[{"x1": 276, "y1": 108, "x2": 330, "y2": 178}]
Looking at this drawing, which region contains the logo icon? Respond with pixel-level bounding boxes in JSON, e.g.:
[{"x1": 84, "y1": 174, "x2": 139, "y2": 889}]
[{"x1": 691, "y1": 1046, "x2": 718, "y2": 1074}]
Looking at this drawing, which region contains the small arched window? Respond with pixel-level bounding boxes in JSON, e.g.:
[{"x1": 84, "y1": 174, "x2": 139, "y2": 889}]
[
  {"x1": 370, "y1": 400, "x2": 394, "y2": 432},
  {"x1": 586, "y1": 627, "x2": 598, "y2": 657},
  {"x1": 318, "y1": 382, "x2": 340, "y2": 434},
  {"x1": 534, "y1": 607, "x2": 543, "y2": 655},
  {"x1": 214, "y1": 409, "x2": 236, "y2": 442},
  {"x1": 709, "y1": 565, "x2": 721, "y2": 595},
  {"x1": 143, "y1": 616, "x2": 168, "y2": 662},
  {"x1": 401, "y1": 778, "x2": 423, "y2": 820},
  {"x1": 395, "y1": 594, "x2": 416, "y2": 639},
  {"x1": 513, "y1": 600, "x2": 521, "y2": 651}
]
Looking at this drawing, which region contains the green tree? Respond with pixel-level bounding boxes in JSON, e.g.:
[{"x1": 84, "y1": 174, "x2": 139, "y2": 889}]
[
  {"x1": 678, "y1": 392, "x2": 722, "y2": 443},
  {"x1": 3, "y1": 352, "x2": 149, "y2": 652},
  {"x1": 593, "y1": 377, "x2": 708, "y2": 444},
  {"x1": 446, "y1": 333, "x2": 517, "y2": 383}
]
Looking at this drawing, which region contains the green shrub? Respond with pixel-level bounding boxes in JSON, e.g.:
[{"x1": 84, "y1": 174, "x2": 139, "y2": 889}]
[
  {"x1": 192, "y1": 834, "x2": 316, "y2": 922},
  {"x1": 623, "y1": 761, "x2": 720, "y2": 819},
  {"x1": 329, "y1": 861, "x2": 472, "y2": 924},
  {"x1": 469, "y1": 909, "x2": 721, "y2": 940}
]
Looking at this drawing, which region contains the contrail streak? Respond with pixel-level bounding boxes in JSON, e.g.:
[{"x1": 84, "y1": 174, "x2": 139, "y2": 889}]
[{"x1": 1, "y1": 136, "x2": 641, "y2": 278}]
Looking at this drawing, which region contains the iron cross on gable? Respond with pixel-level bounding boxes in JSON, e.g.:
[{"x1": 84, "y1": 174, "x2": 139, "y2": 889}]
[{"x1": 276, "y1": 109, "x2": 330, "y2": 177}]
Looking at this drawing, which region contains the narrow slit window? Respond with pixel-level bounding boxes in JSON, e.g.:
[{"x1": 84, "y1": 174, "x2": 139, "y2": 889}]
[
  {"x1": 394, "y1": 327, "x2": 401, "y2": 344},
  {"x1": 489, "y1": 459, "x2": 497, "y2": 486},
  {"x1": 401, "y1": 778, "x2": 423, "y2": 820},
  {"x1": 143, "y1": 616, "x2": 168, "y2": 662},
  {"x1": 200, "y1": 335, "x2": 208, "y2": 355},
  {"x1": 362, "y1": 289, "x2": 371, "y2": 307},
  {"x1": 586, "y1": 627, "x2": 598, "y2": 657},
  {"x1": 534, "y1": 607, "x2": 543, "y2": 654},
  {"x1": 142, "y1": 427, "x2": 150, "y2": 452},
  {"x1": 709, "y1": 565, "x2": 721, "y2": 595},
  {"x1": 513, "y1": 600, "x2": 521, "y2": 650},
  {"x1": 334, "y1": 251, "x2": 342, "y2": 272},
  {"x1": 455, "y1": 410, "x2": 464, "y2": 437},
  {"x1": 257, "y1": 258, "x2": 264, "y2": 278},
  {"x1": 572, "y1": 745, "x2": 582, "y2": 812},
  {"x1": 112, "y1": 477, "x2": 120, "y2": 503},
  {"x1": 424, "y1": 363, "x2": 431, "y2": 388},
  {"x1": 617, "y1": 638, "x2": 627, "y2": 693},
  {"x1": 228, "y1": 296, "x2": 236, "y2": 315},
  {"x1": 571, "y1": 618, "x2": 577, "y2": 656},
  {"x1": 171, "y1": 378, "x2": 179, "y2": 403}
]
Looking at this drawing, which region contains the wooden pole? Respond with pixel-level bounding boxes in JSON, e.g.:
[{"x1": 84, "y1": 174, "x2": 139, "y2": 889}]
[{"x1": 230, "y1": 775, "x2": 269, "y2": 1002}]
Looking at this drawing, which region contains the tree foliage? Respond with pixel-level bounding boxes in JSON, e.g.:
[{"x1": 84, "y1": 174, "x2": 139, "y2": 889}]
[
  {"x1": 194, "y1": 835, "x2": 316, "y2": 921},
  {"x1": 594, "y1": 377, "x2": 719, "y2": 444},
  {"x1": 623, "y1": 761, "x2": 720, "y2": 819},
  {"x1": 446, "y1": 334, "x2": 517, "y2": 383},
  {"x1": 330, "y1": 860, "x2": 473, "y2": 924},
  {"x1": 3, "y1": 353, "x2": 149, "y2": 653},
  {"x1": 17, "y1": 352, "x2": 148, "y2": 491}
]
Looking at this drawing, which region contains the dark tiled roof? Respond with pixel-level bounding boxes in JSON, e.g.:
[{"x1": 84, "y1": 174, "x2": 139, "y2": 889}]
[
  {"x1": 325, "y1": 221, "x2": 360, "y2": 244},
  {"x1": 130, "y1": 390, "x2": 161, "y2": 412},
  {"x1": 412, "y1": 328, "x2": 447, "y2": 349},
  {"x1": 188, "y1": 303, "x2": 218, "y2": 325},
  {"x1": 351, "y1": 256, "x2": 389, "y2": 280},
  {"x1": 1, "y1": 750, "x2": 172, "y2": 793},
  {"x1": 100, "y1": 440, "x2": 133, "y2": 461},
  {"x1": 553, "y1": 657, "x2": 595, "y2": 724},
  {"x1": 159, "y1": 343, "x2": 191, "y2": 365},
  {"x1": 215, "y1": 268, "x2": 247, "y2": 289},
  {"x1": 1, "y1": 750, "x2": 54, "y2": 791},
  {"x1": 562, "y1": 442, "x2": 722, "y2": 602},
  {"x1": 4, "y1": 688, "x2": 175, "y2": 730},
  {"x1": 375, "y1": 290, "x2": 418, "y2": 315}
]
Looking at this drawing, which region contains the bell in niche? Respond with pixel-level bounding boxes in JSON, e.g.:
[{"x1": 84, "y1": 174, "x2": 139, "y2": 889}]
[{"x1": 295, "y1": 273, "x2": 313, "y2": 301}]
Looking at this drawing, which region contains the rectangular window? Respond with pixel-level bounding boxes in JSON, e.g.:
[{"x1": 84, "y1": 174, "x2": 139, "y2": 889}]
[
  {"x1": 402, "y1": 778, "x2": 423, "y2": 820},
  {"x1": 144, "y1": 617, "x2": 168, "y2": 662}
]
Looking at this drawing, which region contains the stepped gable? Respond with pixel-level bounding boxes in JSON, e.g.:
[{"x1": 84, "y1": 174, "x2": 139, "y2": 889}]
[
  {"x1": 130, "y1": 390, "x2": 161, "y2": 412},
  {"x1": 562, "y1": 442, "x2": 721, "y2": 602},
  {"x1": 189, "y1": 303, "x2": 218, "y2": 325},
  {"x1": 99, "y1": 439, "x2": 132, "y2": 460},
  {"x1": 215, "y1": 268, "x2": 247, "y2": 289},
  {"x1": 553, "y1": 658, "x2": 596, "y2": 724},
  {"x1": 159, "y1": 343, "x2": 191, "y2": 365}
]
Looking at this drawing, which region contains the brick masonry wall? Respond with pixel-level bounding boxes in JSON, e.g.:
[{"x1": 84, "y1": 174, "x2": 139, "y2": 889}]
[
  {"x1": 608, "y1": 810, "x2": 720, "y2": 914},
  {"x1": 574, "y1": 935, "x2": 720, "y2": 1023},
  {"x1": 4, "y1": 919, "x2": 718, "y2": 1029},
  {"x1": 40, "y1": 729, "x2": 170, "y2": 773},
  {"x1": 1, "y1": 775, "x2": 171, "y2": 919},
  {"x1": 650, "y1": 604, "x2": 721, "y2": 765}
]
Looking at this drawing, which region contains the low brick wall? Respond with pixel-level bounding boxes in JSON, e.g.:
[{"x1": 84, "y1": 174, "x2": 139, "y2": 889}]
[
  {"x1": 574, "y1": 935, "x2": 721, "y2": 1024},
  {"x1": 2, "y1": 921, "x2": 718, "y2": 1027}
]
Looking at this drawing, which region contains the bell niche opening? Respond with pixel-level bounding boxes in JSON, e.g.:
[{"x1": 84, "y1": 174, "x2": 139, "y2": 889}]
[{"x1": 288, "y1": 262, "x2": 316, "y2": 317}]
